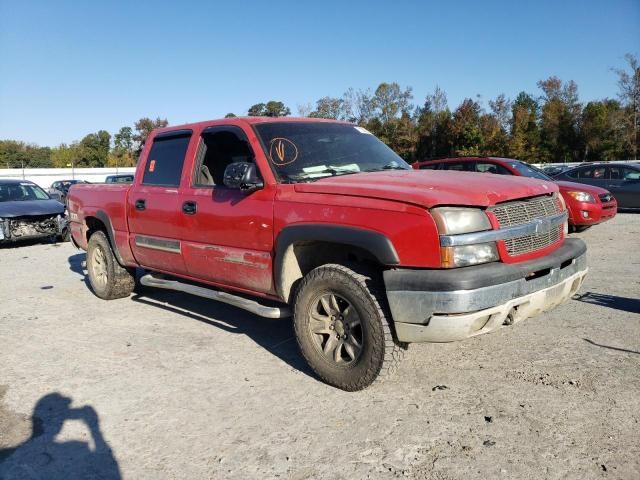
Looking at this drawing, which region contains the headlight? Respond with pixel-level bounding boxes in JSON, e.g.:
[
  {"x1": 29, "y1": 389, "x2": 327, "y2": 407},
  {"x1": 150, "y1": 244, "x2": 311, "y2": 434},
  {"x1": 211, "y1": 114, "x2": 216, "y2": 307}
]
[
  {"x1": 441, "y1": 243, "x2": 499, "y2": 268},
  {"x1": 565, "y1": 191, "x2": 595, "y2": 203},
  {"x1": 431, "y1": 207, "x2": 491, "y2": 235}
]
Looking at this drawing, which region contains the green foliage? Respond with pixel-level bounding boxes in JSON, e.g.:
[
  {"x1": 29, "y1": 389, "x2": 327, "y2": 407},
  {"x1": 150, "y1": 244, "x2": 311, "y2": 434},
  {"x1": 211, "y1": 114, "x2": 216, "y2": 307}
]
[
  {"x1": 0, "y1": 140, "x2": 52, "y2": 168},
  {"x1": 247, "y1": 101, "x2": 291, "y2": 117},
  {"x1": 582, "y1": 99, "x2": 626, "y2": 161},
  {"x1": 133, "y1": 117, "x2": 169, "y2": 154},
  {"x1": 612, "y1": 54, "x2": 640, "y2": 159}
]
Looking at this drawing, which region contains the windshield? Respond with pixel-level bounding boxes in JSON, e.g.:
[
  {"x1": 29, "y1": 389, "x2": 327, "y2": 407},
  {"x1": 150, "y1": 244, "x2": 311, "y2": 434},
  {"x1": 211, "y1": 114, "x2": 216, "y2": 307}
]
[
  {"x1": 0, "y1": 183, "x2": 51, "y2": 202},
  {"x1": 508, "y1": 161, "x2": 552, "y2": 181},
  {"x1": 254, "y1": 122, "x2": 410, "y2": 182}
]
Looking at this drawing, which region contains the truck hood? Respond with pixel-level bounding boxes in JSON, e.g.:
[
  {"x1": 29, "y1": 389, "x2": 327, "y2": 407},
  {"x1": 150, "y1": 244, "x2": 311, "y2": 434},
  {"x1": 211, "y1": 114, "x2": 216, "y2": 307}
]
[
  {"x1": 0, "y1": 199, "x2": 65, "y2": 218},
  {"x1": 293, "y1": 170, "x2": 558, "y2": 208},
  {"x1": 554, "y1": 180, "x2": 610, "y2": 195}
]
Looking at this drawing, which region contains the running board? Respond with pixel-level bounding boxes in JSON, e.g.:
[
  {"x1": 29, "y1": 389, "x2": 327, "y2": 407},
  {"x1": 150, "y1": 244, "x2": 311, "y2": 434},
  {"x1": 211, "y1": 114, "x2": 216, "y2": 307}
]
[{"x1": 139, "y1": 274, "x2": 291, "y2": 319}]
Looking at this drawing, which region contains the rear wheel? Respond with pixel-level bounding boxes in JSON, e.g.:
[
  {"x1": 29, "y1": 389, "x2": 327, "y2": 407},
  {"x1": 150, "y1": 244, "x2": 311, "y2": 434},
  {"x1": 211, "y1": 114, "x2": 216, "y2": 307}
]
[
  {"x1": 293, "y1": 264, "x2": 404, "y2": 391},
  {"x1": 86, "y1": 231, "x2": 135, "y2": 300},
  {"x1": 570, "y1": 225, "x2": 591, "y2": 233}
]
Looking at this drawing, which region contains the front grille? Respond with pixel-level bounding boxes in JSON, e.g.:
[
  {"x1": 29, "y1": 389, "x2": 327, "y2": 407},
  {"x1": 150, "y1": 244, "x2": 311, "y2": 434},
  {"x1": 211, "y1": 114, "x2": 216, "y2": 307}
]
[
  {"x1": 504, "y1": 226, "x2": 562, "y2": 256},
  {"x1": 490, "y1": 195, "x2": 563, "y2": 256},
  {"x1": 491, "y1": 194, "x2": 560, "y2": 227},
  {"x1": 599, "y1": 193, "x2": 613, "y2": 203}
]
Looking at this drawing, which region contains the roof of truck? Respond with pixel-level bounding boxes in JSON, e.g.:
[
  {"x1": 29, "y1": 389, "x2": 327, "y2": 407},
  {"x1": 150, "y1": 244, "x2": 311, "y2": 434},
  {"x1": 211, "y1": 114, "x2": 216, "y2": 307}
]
[{"x1": 152, "y1": 116, "x2": 352, "y2": 136}]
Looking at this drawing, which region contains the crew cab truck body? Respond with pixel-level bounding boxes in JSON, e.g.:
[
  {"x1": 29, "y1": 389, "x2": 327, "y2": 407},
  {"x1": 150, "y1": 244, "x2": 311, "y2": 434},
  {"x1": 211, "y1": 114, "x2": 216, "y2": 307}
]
[{"x1": 68, "y1": 118, "x2": 588, "y2": 390}]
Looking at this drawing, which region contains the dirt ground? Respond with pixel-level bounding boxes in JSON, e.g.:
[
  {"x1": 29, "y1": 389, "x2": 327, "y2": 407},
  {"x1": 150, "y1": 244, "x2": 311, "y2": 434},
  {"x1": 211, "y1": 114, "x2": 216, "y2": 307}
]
[{"x1": 1, "y1": 214, "x2": 639, "y2": 480}]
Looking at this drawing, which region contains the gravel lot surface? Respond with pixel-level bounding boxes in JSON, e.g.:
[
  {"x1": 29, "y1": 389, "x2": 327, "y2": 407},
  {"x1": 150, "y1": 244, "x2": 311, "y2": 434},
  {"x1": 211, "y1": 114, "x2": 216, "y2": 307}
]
[{"x1": 1, "y1": 214, "x2": 639, "y2": 480}]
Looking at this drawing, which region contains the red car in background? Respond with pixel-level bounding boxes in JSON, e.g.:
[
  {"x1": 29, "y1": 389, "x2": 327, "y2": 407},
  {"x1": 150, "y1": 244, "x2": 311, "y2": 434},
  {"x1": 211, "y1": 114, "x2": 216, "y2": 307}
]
[{"x1": 413, "y1": 157, "x2": 617, "y2": 232}]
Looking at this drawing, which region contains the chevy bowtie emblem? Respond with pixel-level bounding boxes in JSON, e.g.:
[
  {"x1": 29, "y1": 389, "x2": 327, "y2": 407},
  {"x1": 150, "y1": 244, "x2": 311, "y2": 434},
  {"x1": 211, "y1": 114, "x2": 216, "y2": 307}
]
[{"x1": 533, "y1": 217, "x2": 550, "y2": 234}]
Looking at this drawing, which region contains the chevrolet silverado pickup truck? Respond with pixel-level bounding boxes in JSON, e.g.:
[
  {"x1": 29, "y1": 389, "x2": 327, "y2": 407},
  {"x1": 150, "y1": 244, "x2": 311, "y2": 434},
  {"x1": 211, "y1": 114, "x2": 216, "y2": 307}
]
[{"x1": 67, "y1": 117, "x2": 588, "y2": 391}]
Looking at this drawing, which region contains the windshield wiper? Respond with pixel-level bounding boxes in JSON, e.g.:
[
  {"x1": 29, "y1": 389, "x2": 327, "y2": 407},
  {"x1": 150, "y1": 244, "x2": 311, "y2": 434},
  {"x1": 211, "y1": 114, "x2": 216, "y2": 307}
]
[
  {"x1": 364, "y1": 163, "x2": 410, "y2": 172},
  {"x1": 282, "y1": 168, "x2": 361, "y2": 183}
]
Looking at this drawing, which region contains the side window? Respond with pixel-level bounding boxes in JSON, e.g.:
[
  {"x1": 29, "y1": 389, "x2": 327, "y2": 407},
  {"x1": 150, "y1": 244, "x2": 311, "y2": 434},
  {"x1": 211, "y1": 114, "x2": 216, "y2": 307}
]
[
  {"x1": 142, "y1": 132, "x2": 192, "y2": 187},
  {"x1": 475, "y1": 162, "x2": 511, "y2": 175},
  {"x1": 440, "y1": 162, "x2": 473, "y2": 171},
  {"x1": 419, "y1": 163, "x2": 439, "y2": 170},
  {"x1": 192, "y1": 127, "x2": 256, "y2": 187},
  {"x1": 576, "y1": 166, "x2": 606, "y2": 179},
  {"x1": 611, "y1": 166, "x2": 640, "y2": 181}
]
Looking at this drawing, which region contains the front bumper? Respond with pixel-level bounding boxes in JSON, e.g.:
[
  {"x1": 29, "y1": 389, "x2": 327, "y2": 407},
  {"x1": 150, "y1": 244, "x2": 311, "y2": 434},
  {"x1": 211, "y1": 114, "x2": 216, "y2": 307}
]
[
  {"x1": 384, "y1": 239, "x2": 588, "y2": 343},
  {"x1": 0, "y1": 215, "x2": 67, "y2": 243},
  {"x1": 569, "y1": 200, "x2": 617, "y2": 226}
]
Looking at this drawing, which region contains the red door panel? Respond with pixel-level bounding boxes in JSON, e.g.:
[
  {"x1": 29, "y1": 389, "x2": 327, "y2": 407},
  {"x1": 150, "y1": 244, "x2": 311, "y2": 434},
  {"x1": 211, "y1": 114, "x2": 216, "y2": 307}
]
[
  {"x1": 127, "y1": 185, "x2": 188, "y2": 274},
  {"x1": 179, "y1": 186, "x2": 276, "y2": 293}
]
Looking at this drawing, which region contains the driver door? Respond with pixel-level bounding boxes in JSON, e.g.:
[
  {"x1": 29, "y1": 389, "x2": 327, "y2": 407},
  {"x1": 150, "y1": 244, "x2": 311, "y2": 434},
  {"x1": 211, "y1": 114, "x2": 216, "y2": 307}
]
[{"x1": 178, "y1": 125, "x2": 276, "y2": 294}]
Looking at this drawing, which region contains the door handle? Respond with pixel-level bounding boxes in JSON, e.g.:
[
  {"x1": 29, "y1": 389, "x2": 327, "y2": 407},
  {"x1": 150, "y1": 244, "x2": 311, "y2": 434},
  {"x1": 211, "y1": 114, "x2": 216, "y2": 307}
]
[
  {"x1": 135, "y1": 199, "x2": 146, "y2": 211},
  {"x1": 182, "y1": 201, "x2": 197, "y2": 215}
]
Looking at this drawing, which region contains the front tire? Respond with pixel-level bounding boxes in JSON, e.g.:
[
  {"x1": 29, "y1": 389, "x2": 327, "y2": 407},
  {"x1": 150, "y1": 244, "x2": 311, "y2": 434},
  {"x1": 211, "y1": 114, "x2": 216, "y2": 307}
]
[
  {"x1": 86, "y1": 231, "x2": 135, "y2": 300},
  {"x1": 293, "y1": 264, "x2": 404, "y2": 391}
]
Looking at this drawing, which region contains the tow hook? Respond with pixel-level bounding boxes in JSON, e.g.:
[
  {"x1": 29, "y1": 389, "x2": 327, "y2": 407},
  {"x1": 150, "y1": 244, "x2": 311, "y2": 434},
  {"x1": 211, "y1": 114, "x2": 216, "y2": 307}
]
[{"x1": 503, "y1": 307, "x2": 517, "y2": 326}]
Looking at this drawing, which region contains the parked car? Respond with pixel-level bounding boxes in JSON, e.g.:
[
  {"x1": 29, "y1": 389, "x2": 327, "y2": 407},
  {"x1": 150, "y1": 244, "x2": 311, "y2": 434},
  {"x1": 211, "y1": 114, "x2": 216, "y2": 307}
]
[
  {"x1": 67, "y1": 118, "x2": 587, "y2": 390},
  {"x1": 48, "y1": 179, "x2": 89, "y2": 203},
  {"x1": 552, "y1": 163, "x2": 640, "y2": 209},
  {"x1": 105, "y1": 174, "x2": 134, "y2": 184},
  {"x1": 542, "y1": 165, "x2": 573, "y2": 176},
  {"x1": 0, "y1": 179, "x2": 68, "y2": 244},
  {"x1": 413, "y1": 157, "x2": 617, "y2": 232}
]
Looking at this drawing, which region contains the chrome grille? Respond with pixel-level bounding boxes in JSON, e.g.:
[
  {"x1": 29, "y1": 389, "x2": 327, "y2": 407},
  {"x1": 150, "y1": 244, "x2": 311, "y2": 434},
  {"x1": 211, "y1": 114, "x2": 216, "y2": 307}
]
[
  {"x1": 599, "y1": 193, "x2": 613, "y2": 203},
  {"x1": 491, "y1": 194, "x2": 561, "y2": 227},
  {"x1": 491, "y1": 195, "x2": 563, "y2": 256},
  {"x1": 504, "y1": 226, "x2": 562, "y2": 256}
]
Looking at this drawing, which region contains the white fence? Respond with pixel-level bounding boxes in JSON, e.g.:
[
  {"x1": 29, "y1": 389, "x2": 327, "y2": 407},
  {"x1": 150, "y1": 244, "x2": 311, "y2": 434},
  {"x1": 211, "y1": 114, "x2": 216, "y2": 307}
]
[{"x1": 0, "y1": 167, "x2": 137, "y2": 189}]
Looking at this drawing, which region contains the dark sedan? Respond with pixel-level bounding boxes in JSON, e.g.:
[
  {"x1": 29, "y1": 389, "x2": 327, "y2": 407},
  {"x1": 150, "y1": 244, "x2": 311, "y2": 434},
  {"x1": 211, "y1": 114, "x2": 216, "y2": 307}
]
[
  {"x1": 553, "y1": 163, "x2": 640, "y2": 209},
  {"x1": 48, "y1": 179, "x2": 89, "y2": 203},
  {"x1": 0, "y1": 179, "x2": 67, "y2": 244}
]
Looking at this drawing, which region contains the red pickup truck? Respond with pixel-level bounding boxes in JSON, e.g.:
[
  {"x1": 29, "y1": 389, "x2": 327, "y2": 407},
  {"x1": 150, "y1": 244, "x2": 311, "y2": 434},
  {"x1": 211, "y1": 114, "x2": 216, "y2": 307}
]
[{"x1": 68, "y1": 118, "x2": 588, "y2": 390}]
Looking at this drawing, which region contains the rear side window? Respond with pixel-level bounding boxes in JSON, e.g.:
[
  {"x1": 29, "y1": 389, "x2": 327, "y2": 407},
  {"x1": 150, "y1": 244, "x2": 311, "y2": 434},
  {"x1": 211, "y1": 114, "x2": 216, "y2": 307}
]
[
  {"x1": 610, "y1": 166, "x2": 640, "y2": 180},
  {"x1": 440, "y1": 162, "x2": 474, "y2": 171},
  {"x1": 572, "y1": 166, "x2": 606, "y2": 179},
  {"x1": 142, "y1": 132, "x2": 192, "y2": 187},
  {"x1": 475, "y1": 162, "x2": 511, "y2": 175}
]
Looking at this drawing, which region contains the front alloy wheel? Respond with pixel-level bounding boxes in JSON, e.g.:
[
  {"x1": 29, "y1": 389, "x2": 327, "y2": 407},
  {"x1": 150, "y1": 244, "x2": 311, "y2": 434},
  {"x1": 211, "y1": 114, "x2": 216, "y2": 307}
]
[{"x1": 309, "y1": 292, "x2": 363, "y2": 365}]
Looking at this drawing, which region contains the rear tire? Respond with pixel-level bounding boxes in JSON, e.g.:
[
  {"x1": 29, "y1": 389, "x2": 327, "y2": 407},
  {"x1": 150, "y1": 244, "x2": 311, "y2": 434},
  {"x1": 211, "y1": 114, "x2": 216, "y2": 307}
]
[
  {"x1": 293, "y1": 263, "x2": 404, "y2": 391},
  {"x1": 570, "y1": 225, "x2": 591, "y2": 233},
  {"x1": 86, "y1": 231, "x2": 135, "y2": 300}
]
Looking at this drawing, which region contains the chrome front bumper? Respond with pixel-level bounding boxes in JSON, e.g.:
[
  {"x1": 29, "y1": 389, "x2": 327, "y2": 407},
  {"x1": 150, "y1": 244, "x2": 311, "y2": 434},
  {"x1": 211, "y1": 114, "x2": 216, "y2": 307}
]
[{"x1": 384, "y1": 239, "x2": 587, "y2": 343}]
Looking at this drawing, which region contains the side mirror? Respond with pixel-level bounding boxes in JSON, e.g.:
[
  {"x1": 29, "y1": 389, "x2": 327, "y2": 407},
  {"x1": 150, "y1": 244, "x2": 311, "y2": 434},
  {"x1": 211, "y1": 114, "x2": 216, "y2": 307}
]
[{"x1": 223, "y1": 162, "x2": 264, "y2": 193}]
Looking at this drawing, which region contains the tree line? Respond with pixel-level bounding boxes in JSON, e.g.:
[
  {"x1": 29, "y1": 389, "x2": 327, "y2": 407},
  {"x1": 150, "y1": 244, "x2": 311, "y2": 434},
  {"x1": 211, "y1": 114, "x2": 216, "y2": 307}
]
[{"x1": 1, "y1": 54, "x2": 637, "y2": 169}]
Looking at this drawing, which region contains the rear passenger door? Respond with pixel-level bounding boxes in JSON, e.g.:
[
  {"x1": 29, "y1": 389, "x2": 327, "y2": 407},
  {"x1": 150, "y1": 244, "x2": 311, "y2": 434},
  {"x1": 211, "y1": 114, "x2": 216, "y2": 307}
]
[{"x1": 127, "y1": 130, "x2": 194, "y2": 274}]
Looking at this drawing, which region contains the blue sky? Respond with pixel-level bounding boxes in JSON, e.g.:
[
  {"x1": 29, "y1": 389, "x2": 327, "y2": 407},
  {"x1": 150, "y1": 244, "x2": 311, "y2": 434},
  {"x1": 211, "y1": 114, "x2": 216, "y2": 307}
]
[{"x1": 1, "y1": 0, "x2": 638, "y2": 146}]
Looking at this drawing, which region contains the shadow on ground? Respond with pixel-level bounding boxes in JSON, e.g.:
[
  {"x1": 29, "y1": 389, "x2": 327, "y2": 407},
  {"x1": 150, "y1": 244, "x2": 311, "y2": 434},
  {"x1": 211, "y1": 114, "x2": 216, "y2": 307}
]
[
  {"x1": 68, "y1": 253, "x2": 313, "y2": 379},
  {"x1": 573, "y1": 291, "x2": 640, "y2": 315},
  {"x1": 131, "y1": 288, "x2": 313, "y2": 378},
  {"x1": 0, "y1": 391, "x2": 120, "y2": 480},
  {"x1": 583, "y1": 338, "x2": 640, "y2": 355}
]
